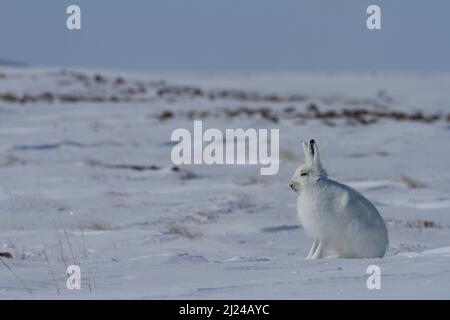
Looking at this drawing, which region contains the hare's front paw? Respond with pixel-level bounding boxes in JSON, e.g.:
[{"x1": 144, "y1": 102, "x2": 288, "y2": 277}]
[
  {"x1": 306, "y1": 239, "x2": 319, "y2": 259},
  {"x1": 306, "y1": 240, "x2": 326, "y2": 259}
]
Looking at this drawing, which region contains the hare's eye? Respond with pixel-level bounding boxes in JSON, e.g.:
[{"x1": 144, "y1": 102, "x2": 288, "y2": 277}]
[{"x1": 300, "y1": 172, "x2": 308, "y2": 176}]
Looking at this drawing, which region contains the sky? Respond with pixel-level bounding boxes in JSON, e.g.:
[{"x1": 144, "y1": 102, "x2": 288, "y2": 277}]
[{"x1": 1, "y1": 0, "x2": 449, "y2": 72}]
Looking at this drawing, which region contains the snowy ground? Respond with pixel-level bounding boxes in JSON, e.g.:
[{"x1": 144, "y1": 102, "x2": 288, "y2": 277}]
[{"x1": 1, "y1": 67, "x2": 450, "y2": 299}]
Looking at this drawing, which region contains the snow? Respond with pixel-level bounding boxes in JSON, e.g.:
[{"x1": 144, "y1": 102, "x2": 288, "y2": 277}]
[{"x1": 0, "y1": 68, "x2": 450, "y2": 299}]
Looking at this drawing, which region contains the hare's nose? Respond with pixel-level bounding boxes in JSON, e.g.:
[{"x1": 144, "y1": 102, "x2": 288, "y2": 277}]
[{"x1": 289, "y1": 183, "x2": 296, "y2": 191}]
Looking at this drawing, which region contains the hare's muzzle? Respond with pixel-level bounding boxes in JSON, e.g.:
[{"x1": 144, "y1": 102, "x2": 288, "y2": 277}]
[{"x1": 289, "y1": 181, "x2": 299, "y2": 192}]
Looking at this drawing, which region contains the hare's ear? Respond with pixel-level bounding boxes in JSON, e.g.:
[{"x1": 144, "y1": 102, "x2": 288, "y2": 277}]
[
  {"x1": 301, "y1": 140, "x2": 309, "y2": 155},
  {"x1": 308, "y1": 139, "x2": 327, "y2": 177},
  {"x1": 302, "y1": 140, "x2": 313, "y2": 163},
  {"x1": 309, "y1": 139, "x2": 315, "y2": 157},
  {"x1": 309, "y1": 139, "x2": 320, "y2": 163}
]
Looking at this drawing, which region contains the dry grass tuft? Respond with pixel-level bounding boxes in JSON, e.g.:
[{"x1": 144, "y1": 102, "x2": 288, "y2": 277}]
[
  {"x1": 406, "y1": 220, "x2": 442, "y2": 229},
  {"x1": 166, "y1": 222, "x2": 202, "y2": 240},
  {"x1": 386, "y1": 218, "x2": 443, "y2": 229},
  {"x1": 399, "y1": 175, "x2": 426, "y2": 189},
  {"x1": 78, "y1": 221, "x2": 113, "y2": 231},
  {"x1": 0, "y1": 252, "x2": 13, "y2": 259}
]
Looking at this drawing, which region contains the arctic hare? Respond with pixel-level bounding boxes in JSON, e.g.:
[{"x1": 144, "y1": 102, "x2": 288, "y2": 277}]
[{"x1": 290, "y1": 139, "x2": 388, "y2": 259}]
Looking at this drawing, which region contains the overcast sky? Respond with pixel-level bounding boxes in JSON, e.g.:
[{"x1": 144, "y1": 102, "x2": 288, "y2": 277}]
[{"x1": 1, "y1": 0, "x2": 449, "y2": 72}]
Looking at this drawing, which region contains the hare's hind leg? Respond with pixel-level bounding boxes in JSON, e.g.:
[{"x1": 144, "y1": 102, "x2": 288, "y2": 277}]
[
  {"x1": 310, "y1": 241, "x2": 326, "y2": 259},
  {"x1": 306, "y1": 239, "x2": 319, "y2": 259}
]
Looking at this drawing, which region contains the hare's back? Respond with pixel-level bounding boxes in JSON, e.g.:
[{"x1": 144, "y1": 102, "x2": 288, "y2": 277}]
[{"x1": 326, "y1": 179, "x2": 384, "y2": 227}]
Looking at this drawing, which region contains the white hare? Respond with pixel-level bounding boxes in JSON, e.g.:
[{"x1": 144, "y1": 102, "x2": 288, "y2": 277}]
[{"x1": 290, "y1": 139, "x2": 388, "y2": 259}]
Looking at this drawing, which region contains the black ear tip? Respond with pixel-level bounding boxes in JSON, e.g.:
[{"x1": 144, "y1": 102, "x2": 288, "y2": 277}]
[{"x1": 310, "y1": 139, "x2": 315, "y2": 145}]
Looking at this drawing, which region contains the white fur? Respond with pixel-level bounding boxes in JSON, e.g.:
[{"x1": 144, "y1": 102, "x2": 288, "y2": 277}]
[{"x1": 290, "y1": 139, "x2": 388, "y2": 259}]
